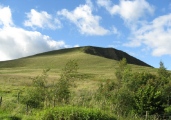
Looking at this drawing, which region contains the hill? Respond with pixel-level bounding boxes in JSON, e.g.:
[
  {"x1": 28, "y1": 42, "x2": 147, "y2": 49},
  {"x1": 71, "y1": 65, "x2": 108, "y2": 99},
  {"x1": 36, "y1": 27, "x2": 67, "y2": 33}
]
[
  {"x1": 0, "y1": 46, "x2": 155, "y2": 81},
  {"x1": 0, "y1": 46, "x2": 157, "y2": 119},
  {"x1": 0, "y1": 46, "x2": 151, "y2": 69}
]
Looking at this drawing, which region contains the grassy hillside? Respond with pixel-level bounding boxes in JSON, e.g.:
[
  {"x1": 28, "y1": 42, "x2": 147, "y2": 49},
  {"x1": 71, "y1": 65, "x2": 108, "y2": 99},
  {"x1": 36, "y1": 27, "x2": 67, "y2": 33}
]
[
  {"x1": 0, "y1": 46, "x2": 156, "y2": 101},
  {"x1": 0, "y1": 46, "x2": 155, "y2": 81},
  {"x1": 0, "y1": 46, "x2": 160, "y2": 119},
  {"x1": 0, "y1": 46, "x2": 157, "y2": 96}
]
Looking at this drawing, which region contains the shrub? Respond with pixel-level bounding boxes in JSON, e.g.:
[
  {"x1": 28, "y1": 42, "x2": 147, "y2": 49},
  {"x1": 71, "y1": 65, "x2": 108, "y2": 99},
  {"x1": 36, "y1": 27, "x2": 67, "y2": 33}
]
[
  {"x1": 0, "y1": 115, "x2": 21, "y2": 120},
  {"x1": 37, "y1": 106, "x2": 116, "y2": 120}
]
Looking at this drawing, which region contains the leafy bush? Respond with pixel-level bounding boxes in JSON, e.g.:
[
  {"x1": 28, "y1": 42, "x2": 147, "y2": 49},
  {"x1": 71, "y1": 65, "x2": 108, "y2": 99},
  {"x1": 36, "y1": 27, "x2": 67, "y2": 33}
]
[
  {"x1": 37, "y1": 106, "x2": 116, "y2": 120},
  {"x1": 0, "y1": 115, "x2": 21, "y2": 120}
]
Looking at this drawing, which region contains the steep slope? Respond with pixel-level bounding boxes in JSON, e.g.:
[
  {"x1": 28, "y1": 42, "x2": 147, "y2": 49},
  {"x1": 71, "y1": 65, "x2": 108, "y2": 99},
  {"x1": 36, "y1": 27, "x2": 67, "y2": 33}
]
[{"x1": 82, "y1": 46, "x2": 152, "y2": 67}]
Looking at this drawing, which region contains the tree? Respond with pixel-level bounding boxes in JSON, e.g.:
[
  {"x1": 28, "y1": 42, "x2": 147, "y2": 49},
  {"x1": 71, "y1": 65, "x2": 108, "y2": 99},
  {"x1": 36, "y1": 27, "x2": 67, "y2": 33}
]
[
  {"x1": 96, "y1": 58, "x2": 134, "y2": 115},
  {"x1": 134, "y1": 84, "x2": 164, "y2": 115},
  {"x1": 63, "y1": 59, "x2": 78, "y2": 75},
  {"x1": 158, "y1": 61, "x2": 170, "y2": 82},
  {"x1": 22, "y1": 69, "x2": 50, "y2": 109},
  {"x1": 54, "y1": 60, "x2": 78, "y2": 104},
  {"x1": 113, "y1": 60, "x2": 171, "y2": 116},
  {"x1": 115, "y1": 58, "x2": 127, "y2": 81},
  {"x1": 115, "y1": 58, "x2": 131, "y2": 88}
]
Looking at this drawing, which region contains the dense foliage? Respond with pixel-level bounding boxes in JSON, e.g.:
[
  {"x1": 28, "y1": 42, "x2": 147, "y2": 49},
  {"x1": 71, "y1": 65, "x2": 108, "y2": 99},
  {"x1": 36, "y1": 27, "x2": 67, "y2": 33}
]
[
  {"x1": 98, "y1": 59, "x2": 171, "y2": 117},
  {"x1": 38, "y1": 106, "x2": 116, "y2": 120}
]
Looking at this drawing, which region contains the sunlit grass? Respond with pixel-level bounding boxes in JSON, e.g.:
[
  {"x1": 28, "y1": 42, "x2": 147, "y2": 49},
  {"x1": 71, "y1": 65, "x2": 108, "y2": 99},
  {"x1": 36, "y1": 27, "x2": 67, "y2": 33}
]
[{"x1": 0, "y1": 47, "x2": 160, "y2": 119}]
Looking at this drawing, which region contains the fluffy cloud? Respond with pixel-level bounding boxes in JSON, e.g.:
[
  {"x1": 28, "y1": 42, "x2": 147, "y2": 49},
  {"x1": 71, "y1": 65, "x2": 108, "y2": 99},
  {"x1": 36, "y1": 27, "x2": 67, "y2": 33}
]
[
  {"x1": 97, "y1": 0, "x2": 154, "y2": 23},
  {"x1": 57, "y1": 2, "x2": 110, "y2": 36},
  {"x1": 24, "y1": 9, "x2": 62, "y2": 29},
  {"x1": 0, "y1": 5, "x2": 13, "y2": 26},
  {"x1": 127, "y1": 14, "x2": 171, "y2": 56},
  {"x1": 97, "y1": 0, "x2": 171, "y2": 57},
  {"x1": 0, "y1": 6, "x2": 66, "y2": 61}
]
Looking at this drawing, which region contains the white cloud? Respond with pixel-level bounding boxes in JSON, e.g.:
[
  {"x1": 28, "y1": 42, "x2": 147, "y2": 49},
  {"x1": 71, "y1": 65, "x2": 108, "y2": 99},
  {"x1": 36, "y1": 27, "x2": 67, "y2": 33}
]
[
  {"x1": 24, "y1": 9, "x2": 62, "y2": 29},
  {"x1": 0, "y1": 5, "x2": 13, "y2": 27},
  {"x1": 97, "y1": 0, "x2": 114, "y2": 13},
  {"x1": 126, "y1": 13, "x2": 171, "y2": 56},
  {"x1": 97, "y1": 0, "x2": 154, "y2": 23},
  {"x1": 0, "y1": 6, "x2": 67, "y2": 61},
  {"x1": 74, "y1": 45, "x2": 80, "y2": 48},
  {"x1": 0, "y1": 26, "x2": 67, "y2": 61},
  {"x1": 57, "y1": 2, "x2": 110, "y2": 36}
]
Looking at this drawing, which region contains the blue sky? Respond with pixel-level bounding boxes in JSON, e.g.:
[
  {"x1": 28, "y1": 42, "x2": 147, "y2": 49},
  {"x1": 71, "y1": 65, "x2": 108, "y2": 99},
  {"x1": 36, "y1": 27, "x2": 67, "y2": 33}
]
[{"x1": 0, "y1": 0, "x2": 171, "y2": 70}]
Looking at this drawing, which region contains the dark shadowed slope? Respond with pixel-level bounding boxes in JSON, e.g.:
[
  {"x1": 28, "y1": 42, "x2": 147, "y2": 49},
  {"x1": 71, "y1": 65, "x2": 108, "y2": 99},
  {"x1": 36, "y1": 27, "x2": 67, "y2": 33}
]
[{"x1": 82, "y1": 46, "x2": 152, "y2": 67}]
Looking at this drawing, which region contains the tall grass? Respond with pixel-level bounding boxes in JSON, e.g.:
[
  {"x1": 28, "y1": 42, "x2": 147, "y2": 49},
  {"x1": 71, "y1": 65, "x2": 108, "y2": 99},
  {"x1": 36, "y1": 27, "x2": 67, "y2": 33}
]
[{"x1": 37, "y1": 106, "x2": 116, "y2": 120}]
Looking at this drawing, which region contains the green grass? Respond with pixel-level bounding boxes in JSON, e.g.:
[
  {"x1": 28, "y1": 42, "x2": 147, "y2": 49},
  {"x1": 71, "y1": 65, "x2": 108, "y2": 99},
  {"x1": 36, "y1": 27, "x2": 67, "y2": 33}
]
[
  {"x1": 0, "y1": 47, "x2": 156, "y2": 79},
  {"x1": 37, "y1": 106, "x2": 116, "y2": 120},
  {"x1": 0, "y1": 46, "x2": 161, "y2": 119},
  {"x1": 0, "y1": 48, "x2": 156, "y2": 97}
]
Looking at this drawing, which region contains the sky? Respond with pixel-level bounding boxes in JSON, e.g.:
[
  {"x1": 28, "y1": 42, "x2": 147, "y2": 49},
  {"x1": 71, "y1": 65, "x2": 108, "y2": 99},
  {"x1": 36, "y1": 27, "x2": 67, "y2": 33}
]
[{"x1": 0, "y1": 0, "x2": 171, "y2": 70}]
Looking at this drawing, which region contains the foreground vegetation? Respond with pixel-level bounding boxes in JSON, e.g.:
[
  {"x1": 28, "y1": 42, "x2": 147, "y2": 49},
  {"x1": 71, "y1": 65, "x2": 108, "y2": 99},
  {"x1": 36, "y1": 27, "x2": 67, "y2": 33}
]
[
  {"x1": 39, "y1": 106, "x2": 116, "y2": 120},
  {"x1": 0, "y1": 56, "x2": 170, "y2": 119}
]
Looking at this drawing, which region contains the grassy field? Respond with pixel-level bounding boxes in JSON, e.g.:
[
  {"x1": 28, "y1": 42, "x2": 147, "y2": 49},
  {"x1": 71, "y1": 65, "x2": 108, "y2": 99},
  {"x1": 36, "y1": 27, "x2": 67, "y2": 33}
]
[
  {"x1": 0, "y1": 47, "x2": 158, "y2": 119},
  {"x1": 0, "y1": 47, "x2": 156, "y2": 90}
]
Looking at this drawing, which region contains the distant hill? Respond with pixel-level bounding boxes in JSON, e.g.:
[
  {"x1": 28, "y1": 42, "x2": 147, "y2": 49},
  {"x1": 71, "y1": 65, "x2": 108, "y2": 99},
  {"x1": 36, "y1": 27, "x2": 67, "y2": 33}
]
[{"x1": 0, "y1": 46, "x2": 152, "y2": 69}]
